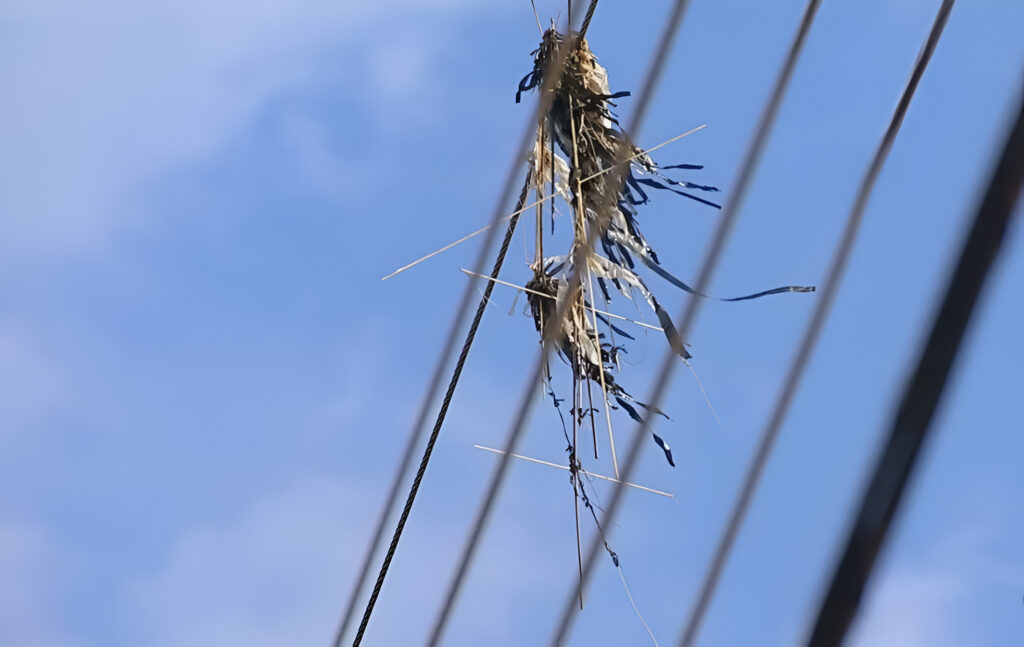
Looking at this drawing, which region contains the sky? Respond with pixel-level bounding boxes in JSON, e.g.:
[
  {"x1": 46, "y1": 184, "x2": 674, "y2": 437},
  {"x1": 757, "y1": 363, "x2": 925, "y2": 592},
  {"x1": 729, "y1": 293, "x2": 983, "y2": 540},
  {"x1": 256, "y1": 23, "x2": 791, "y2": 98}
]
[{"x1": 1, "y1": 1, "x2": 1022, "y2": 645}]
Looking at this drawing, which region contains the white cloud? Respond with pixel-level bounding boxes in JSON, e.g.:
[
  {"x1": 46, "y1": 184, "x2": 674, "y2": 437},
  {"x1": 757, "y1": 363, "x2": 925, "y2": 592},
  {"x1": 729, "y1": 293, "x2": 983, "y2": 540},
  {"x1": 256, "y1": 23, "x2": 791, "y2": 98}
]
[
  {"x1": 0, "y1": 322, "x2": 64, "y2": 434},
  {"x1": 122, "y1": 471, "x2": 562, "y2": 646},
  {"x1": 124, "y1": 476, "x2": 360, "y2": 647},
  {"x1": 846, "y1": 525, "x2": 1002, "y2": 647},
  {"x1": 0, "y1": 0, "x2": 491, "y2": 262},
  {"x1": 0, "y1": 517, "x2": 80, "y2": 647},
  {"x1": 848, "y1": 568, "x2": 965, "y2": 647}
]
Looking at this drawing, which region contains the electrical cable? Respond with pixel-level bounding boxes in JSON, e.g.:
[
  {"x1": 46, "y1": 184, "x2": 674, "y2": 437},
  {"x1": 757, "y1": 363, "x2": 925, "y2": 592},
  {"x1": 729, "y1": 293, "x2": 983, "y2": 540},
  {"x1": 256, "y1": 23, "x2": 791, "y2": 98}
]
[
  {"x1": 349, "y1": 172, "x2": 532, "y2": 646},
  {"x1": 427, "y1": 2, "x2": 697, "y2": 644},
  {"x1": 676, "y1": 3, "x2": 955, "y2": 644},
  {"x1": 549, "y1": 1, "x2": 826, "y2": 644},
  {"x1": 333, "y1": 5, "x2": 589, "y2": 644},
  {"x1": 580, "y1": 0, "x2": 599, "y2": 38},
  {"x1": 805, "y1": 69, "x2": 1022, "y2": 647}
]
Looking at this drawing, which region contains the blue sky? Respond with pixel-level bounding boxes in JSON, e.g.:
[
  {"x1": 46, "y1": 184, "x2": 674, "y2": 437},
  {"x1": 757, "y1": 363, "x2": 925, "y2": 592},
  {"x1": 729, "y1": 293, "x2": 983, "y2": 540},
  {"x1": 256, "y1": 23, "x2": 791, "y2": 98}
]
[{"x1": 1, "y1": 1, "x2": 1022, "y2": 645}]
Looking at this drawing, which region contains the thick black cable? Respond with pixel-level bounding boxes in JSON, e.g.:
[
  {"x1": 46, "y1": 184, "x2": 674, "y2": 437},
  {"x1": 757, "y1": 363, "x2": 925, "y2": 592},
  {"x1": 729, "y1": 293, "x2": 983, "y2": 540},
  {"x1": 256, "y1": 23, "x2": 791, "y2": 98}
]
[
  {"x1": 332, "y1": 6, "x2": 588, "y2": 645},
  {"x1": 676, "y1": 2, "x2": 955, "y2": 645},
  {"x1": 580, "y1": 0, "x2": 599, "y2": 38},
  {"x1": 427, "y1": 2, "x2": 695, "y2": 644},
  {"x1": 551, "y1": 1, "x2": 825, "y2": 645},
  {"x1": 349, "y1": 172, "x2": 532, "y2": 646},
  {"x1": 806, "y1": 75, "x2": 1023, "y2": 647}
]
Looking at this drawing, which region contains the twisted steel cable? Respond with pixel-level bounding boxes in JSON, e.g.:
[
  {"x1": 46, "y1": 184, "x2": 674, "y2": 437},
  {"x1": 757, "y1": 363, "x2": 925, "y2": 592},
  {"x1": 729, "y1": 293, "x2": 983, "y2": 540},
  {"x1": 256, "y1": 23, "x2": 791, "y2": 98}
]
[
  {"x1": 350, "y1": 172, "x2": 532, "y2": 646},
  {"x1": 580, "y1": 0, "x2": 599, "y2": 38},
  {"x1": 334, "y1": 5, "x2": 589, "y2": 645}
]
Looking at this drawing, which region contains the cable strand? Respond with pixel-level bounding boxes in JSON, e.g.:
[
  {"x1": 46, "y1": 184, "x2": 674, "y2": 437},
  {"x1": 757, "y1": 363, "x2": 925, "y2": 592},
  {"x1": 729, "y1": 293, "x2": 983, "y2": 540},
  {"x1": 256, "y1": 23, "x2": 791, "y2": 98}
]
[
  {"x1": 332, "y1": 5, "x2": 589, "y2": 643},
  {"x1": 428, "y1": 2, "x2": 695, "y2": 643},
  {"x1": 549, "y1": 1, "x2": 825, "y2": 644},
  {"x1": 349, "y1": 172, "x2": 532, "y2": 646},
  {"x1": 806, "y1": 57, "x2": 1022, "y2": 647},
  {"x1": 580, "y1": 0, "x2": 599, "y2": 37},
  {"x1": 676, "y1": 3, "x2": 955, "y2": 645}
]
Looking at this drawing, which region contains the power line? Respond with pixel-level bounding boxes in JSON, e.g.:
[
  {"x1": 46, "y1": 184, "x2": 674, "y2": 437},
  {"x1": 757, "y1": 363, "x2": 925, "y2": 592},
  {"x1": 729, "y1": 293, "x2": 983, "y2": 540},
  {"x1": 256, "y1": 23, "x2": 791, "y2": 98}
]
[
  {"x1": 349, "y1": 172, "x2": 532, "y2": 646},
  {"x1": 332, "y1": 6, "x2": 589, "y2": 644},
  {"x1": 551, "y1": 0, "x2": 825, "y2": 644},
  {"x1": 426, "y1": 2, "x2": 697, "y2": 644},
  {"x1": 676, "y1": 2, "x2": 955, "y2": 645},
  {"x1": 805, "y1": 71, "x2": 1023, "y2": 647},
  {"x1": 580, "y1": 0, "x2": 599, "y2": 39}
]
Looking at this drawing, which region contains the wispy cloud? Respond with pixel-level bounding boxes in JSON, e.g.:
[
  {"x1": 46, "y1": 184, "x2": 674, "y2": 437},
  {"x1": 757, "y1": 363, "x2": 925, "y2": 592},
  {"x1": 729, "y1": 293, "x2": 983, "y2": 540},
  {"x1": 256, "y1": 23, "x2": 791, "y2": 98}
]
[
  {"x1": 849, "y1": 567, "x2": 966, "y2": 647},
  {"x1": 0, "y1": 322, "x2": 64, "y2": 434},
  {"x1": 0, "y1": 0, "x2": 492, "y2": 263},
  {"x1": 123, "y1": 475, "x2": 365, "y2": 647},
  {"x1": 121, "y1": 470, "x2": 562, "y2": 646},
  {"x1": 0, "y1": 517, "x2": 80, "y2": 647},
  {"x1": 847, "y1": 523, "x2": 1010, "y2": 647}
]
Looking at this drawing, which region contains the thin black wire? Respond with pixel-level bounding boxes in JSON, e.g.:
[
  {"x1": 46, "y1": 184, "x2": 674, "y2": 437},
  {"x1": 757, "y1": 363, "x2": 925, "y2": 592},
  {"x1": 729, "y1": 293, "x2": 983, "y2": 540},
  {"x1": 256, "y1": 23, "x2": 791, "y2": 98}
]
[
  {"x1": 426, "y1": 2, "x2": 695, "y2": 644},
  {"x1": 333, "y1": 6, "x2": 587, "y2": 644},
  {"x1": 805, "y1": 76, "x2": 1024, "y2": 647},
  {"x1": 349, "y1": 172, "x2": 533, "y2": 646},
  {"x1": 551, "y1": 1, "x2": 824, "y2": 644},
  {"x1": 676, "y1": 3, "x2": 954, "y2": 644}
]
